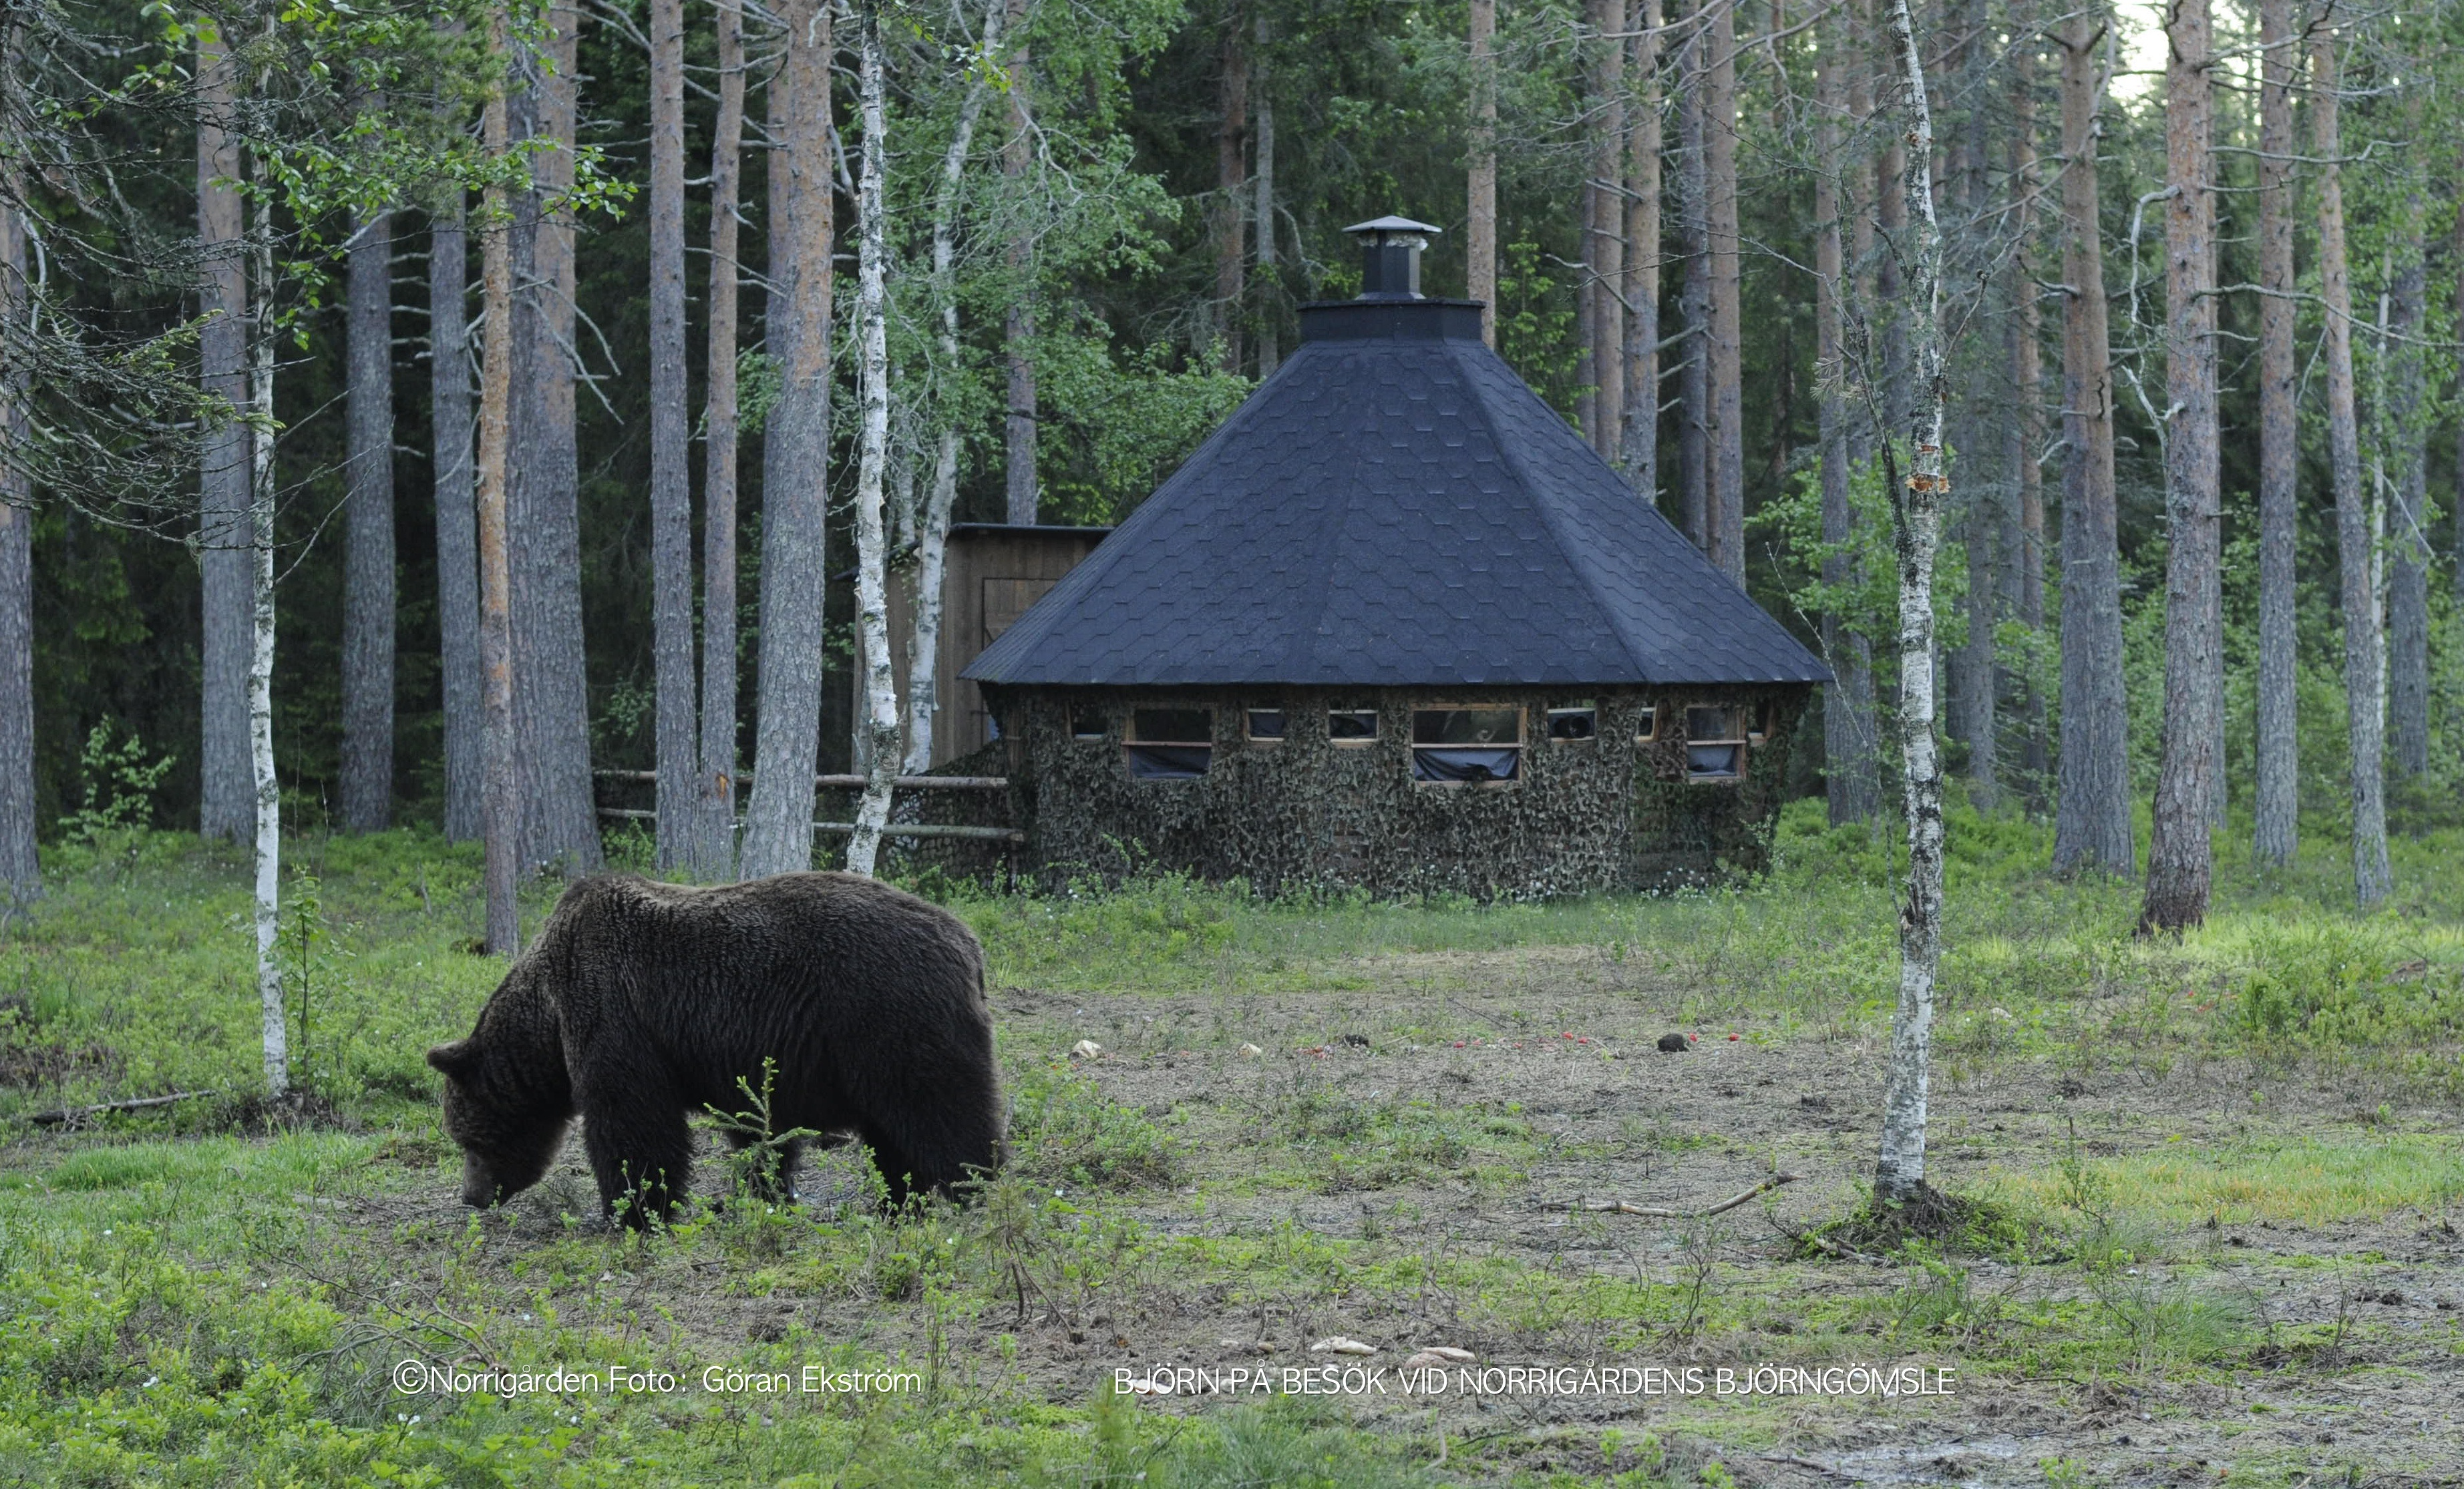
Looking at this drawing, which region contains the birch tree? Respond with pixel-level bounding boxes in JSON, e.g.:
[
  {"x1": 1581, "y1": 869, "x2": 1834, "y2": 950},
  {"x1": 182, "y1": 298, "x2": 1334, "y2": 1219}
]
[
  {"x1": 844, "y1": 0, "x2": 900, "y2": 877},
  {"x1": 2252, "y1": 0, "x2": 2298, "y2": 868},
  {"x1": 1001, "y1": 0, "x2": 1037, "y2": 522},
  {"x1": 2141, "y1": 0, "x2": 2220, "y2": 933},
  {"x1": 2310, "y1": 19, "x2": 2389, "y2": 908},
  {"x1": 246, "y1": 67, "x2": 285, "y2": 1095},
  {"x1": 1870, "y1": 0, "x2": 1948, "y2": 1207},
  {"x1": 903, "y1": 0, "x2": 1005, "y2": 776}
]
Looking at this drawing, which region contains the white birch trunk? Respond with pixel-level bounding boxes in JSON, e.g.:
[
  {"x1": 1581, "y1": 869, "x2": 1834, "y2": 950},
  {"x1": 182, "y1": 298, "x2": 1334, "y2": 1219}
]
[
  {"x1": 1872, "y1": 0, "x2": 1948, "y2": 1205},
  {"x1": 844, "y1": 1, "x2": 900, "y2": 875},
  {"x1": 248, "y1": 150, "x2": 285, "y2": 1098},
  {"x1": 903, "y1": 0, "x2": 1003, "y2": 777}
]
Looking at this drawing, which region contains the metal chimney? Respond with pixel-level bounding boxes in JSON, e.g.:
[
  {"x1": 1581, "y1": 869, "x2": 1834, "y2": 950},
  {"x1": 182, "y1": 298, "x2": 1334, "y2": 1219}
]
[{"x1": 1344, "y1": 215, "x2": 1441, "y2": 300}]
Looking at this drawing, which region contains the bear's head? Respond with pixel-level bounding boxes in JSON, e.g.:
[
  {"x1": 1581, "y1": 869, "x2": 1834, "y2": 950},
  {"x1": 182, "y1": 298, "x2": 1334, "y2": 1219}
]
[{"x1": 427, "y1": 1038, "x2": 571, "y2": 1208}]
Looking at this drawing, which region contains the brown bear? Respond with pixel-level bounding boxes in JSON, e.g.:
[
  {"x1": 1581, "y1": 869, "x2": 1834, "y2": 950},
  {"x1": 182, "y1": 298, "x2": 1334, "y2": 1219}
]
[{"x1": 426, "y1": 871, "x2": 1003, "y2": 1226}]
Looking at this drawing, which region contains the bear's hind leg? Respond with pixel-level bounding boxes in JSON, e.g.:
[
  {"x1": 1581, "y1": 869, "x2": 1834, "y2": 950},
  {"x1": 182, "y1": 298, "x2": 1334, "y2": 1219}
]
[{"x1": 580, "y1": 1080, "x2": 693, "y2": 1229}]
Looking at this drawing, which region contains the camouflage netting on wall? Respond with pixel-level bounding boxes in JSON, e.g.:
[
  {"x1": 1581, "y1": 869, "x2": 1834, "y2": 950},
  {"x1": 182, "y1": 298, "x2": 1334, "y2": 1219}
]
[{"x1": 981, "y1": 684, "x2": 1807, "y2": 899}]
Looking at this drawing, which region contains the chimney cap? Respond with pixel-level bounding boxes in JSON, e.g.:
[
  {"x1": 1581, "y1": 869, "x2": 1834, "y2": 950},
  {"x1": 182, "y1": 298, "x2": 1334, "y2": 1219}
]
[{"x1": 1343, "y1": 215, "x2": 1443, "y2": 239}]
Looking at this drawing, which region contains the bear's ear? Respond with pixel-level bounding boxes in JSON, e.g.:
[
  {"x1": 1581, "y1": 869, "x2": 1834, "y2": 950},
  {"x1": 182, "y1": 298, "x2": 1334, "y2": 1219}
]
[{"x1": 427, "y1": 1040, "x2": 481, "y2": 1080}]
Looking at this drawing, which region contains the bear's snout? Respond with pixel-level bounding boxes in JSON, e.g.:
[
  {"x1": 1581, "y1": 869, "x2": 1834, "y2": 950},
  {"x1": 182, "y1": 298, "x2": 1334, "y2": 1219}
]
[{"x1": 459, "y1": 1156, "x2": 505, "y2": 1208}]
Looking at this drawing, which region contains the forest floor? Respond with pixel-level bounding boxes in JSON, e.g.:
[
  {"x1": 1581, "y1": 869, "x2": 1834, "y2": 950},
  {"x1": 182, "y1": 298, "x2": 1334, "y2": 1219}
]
[{"x1": 1, "y1": 802, "x2": 2460, "y2": 1486}]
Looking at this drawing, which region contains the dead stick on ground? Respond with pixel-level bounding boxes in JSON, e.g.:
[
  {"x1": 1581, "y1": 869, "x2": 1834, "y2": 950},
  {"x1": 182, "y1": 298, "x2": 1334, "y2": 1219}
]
[
  {"x1": 1558, "y1": 1173, "x2": 1804, "y2": 1218},
  {"x1": 25, "y1": 1090, "x2": 218, "y2": 1125}
]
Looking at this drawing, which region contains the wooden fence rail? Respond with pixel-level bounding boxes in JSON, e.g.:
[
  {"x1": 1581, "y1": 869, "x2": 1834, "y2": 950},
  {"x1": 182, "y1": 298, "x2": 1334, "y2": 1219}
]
[
  {"x1": 590, "y1": 807, "x2": 1023, "y2": 844},
  {"x1": 592, "y1": 769, "x2": 1007, "y2": 791}
]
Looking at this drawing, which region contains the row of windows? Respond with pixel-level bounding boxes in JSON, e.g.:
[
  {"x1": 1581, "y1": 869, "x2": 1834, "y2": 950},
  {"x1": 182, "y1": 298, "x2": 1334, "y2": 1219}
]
[{"x1": 1072, "y1": 703, "x2": 1761, "y2": 785}]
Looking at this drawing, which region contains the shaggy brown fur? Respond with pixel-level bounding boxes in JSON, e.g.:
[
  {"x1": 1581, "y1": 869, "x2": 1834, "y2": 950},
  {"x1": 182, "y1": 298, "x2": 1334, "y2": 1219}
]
[{"x1": 427, "y1": 872, "x2": 1003, "y2": 1226}]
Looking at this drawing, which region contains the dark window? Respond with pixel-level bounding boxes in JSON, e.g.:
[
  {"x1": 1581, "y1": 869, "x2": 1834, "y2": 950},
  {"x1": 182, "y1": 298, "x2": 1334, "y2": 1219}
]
[
  {"x1": 1635, "y1": 706, "x2": 1658, "y2": 742},
  {"x1": 1684, "y1": 704, "x2": 1747, "y2": 782},
  {"x1": 1071, "y1": 707, "x2": 1109, "y2": 740},
  {"x1": 1126, "y1": 708, "x2": 1214, "y2": 779},
  {"x1": 1686, "y1": 705, "x2": 1743, "y2": 742},
  {"x1": 1687, "y1": 743, "x2": 1744, "y2": 780},
  {"x1": 1411, "y1": 708, "x2": 1523, "y2": 784},
  {"x1": 1546, "y1": 704, "x2": 1596, "y2": 741},
  {"x1": 1246, "y1": 709, "x2": 1286, "y2": 742},
  {"x1": 1329, "y1": 710, "x2": 1379, "y2": 742}
]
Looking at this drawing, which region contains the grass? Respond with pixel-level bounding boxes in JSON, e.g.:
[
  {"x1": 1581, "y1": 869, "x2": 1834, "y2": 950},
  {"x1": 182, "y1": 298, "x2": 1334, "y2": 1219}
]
[{"x1": 0, "y1": 799, "x2": 2457, "y2": 1484}]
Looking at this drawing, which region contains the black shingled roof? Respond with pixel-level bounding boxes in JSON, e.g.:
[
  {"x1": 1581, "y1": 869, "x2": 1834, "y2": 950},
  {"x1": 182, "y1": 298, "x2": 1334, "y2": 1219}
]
[{"x1": 964, "y1": 298, "x2": 1830, "y2": 688}]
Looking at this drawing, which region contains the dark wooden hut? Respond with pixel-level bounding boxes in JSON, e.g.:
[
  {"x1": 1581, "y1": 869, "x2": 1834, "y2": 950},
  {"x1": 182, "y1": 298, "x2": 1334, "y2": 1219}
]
[{"x1": 965, "y1": 218, "x2": 1829, "y2": 897}]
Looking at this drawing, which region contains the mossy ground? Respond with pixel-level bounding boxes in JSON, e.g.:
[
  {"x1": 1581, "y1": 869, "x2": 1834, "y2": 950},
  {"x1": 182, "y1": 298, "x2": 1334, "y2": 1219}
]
[{"x1": 1, "y1": 799, "x2": 2459, "y2": 1486}]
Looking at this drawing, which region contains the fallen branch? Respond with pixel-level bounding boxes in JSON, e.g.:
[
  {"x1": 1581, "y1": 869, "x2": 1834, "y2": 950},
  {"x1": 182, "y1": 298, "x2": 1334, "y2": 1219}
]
[
  {"x1": 1558, "y1": 1173, "x2": 1804, "y2": 1219},
  {"x1": 24, "y1": 1090, "x2": 218, "y2": 1126}
]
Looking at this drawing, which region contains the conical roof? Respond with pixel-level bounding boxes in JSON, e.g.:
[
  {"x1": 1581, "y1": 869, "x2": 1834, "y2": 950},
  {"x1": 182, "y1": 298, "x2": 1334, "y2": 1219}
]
[{"x1": 965, "y1": 298, "x2": 1829, "y2": 688}]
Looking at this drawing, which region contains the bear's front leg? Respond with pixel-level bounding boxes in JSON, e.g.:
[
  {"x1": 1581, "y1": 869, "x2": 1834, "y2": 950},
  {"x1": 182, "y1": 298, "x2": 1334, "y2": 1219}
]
[
  {"x1": 721, "y1": 1131, "x2": 806, "y2": 1205},
  {"x1": 578, "y1": 1073, "x2": 693, "y2": 1229}
]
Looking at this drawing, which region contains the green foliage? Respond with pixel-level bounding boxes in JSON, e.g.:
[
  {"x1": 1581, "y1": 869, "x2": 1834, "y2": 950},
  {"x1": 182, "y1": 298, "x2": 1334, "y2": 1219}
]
[
  {"x1": 1007, "y1": 1064, "x2": 1184, "y2": 1191},
  {"x1": 57, "y1": 726, "x2": 176, "y2": 845}
]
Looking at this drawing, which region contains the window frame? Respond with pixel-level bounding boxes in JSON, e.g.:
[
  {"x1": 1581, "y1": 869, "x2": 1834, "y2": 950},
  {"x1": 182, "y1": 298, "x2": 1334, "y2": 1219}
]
[
  {"x1": 1069, "y1": 705, "x2": 1111, "y2": 742},
  {"x1": 1244, "y1": 708, "x2": 1288, "y2": 745},
  {"x1": 1682, "y1": 703, "x2": 1749, "y2": 784},
  {"x1": 1408, "y1": 704, "x2": 1526, "y2": 787},
  {"x1": 1634, "y1": 704, "x2": 1658, "y2": 742},
  {"x1": 1545, "y1": 701, "x2": 1598, "y2": 744},
  {"x1": 1123, "y1": 706, "x2": 1217, "y2": 781},
  {"x1": 1327, "y1": 708, "x2": 1381, "y2": 746}
]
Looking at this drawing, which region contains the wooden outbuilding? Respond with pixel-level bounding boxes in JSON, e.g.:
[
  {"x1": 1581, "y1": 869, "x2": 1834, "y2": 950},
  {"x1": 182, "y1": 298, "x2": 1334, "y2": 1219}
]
[{"x1": 959, "y1": 218, "x2": 1830, "y2": 897}]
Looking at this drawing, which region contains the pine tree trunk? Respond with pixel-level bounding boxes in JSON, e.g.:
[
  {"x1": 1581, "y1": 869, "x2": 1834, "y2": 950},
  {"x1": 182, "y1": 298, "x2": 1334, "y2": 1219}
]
[
  {"x1": 2051, "y1": 11, "x2": 2132, "y2": 876},
  {"x1": 510, "y1": 3, "x2": 600, "y2": 874},
  {"x1": 2384, "y1": 222, "x2": 2429, "y2": 780},
  {"x1": 1467, "y1": 0, "x2": 1497, "y2": 346},
  {"x1": 2008, "y1": 57, "x2": 2047, "y2": 797},
  {"x1": 1618, "y1": 0, "x2": 1660, "y2": 493},
  {"x1": 648, "y1": 0, "x2": 697, "y2": 873},
  {"x1": 197, "y1": 27, "x2": 252, "y2": 843},
  {"x1": 1872, "y1": 0, "x2": 1948, "y2": 1207},
  {"x1": 906, "y1": 0, "x2": 1003, "y2": 776},
  {"x1": 2252, "y1": 0, "x2": 2296, "y2": 867},
  {"x1": 1252, "y1": 13, "x2": 1278, "y2": 376},
  {"x1": 1214, "y1": 16, "x2": 1247, "y2": 374},
  {"x1": 340, "y1": 206, "x2": 396, "y2": 833},
  {"x1": 1946, "y1": 11, "x2": 1996, "y2": 807},
  {"x1": 0, "y1": 182, "x2": 35, "y2": 901},
  {"x1": 478, "y1": 15, "x2": 522, "y2": 953},
  {"x1": 845, "y1": 0, "x2": 900, "y2": 877},
  {"x1": 1587, "y1": 0, "x2": 1624, "y2": 459},
  {"x1": 697, "y1": 0, "x2": 746, "y2": 879},
  {"x1": 1002, "y1": 0, "x2": 1038, "y2": 523},
  {"x1": 1703, "y1": 0, "x2": 1742, "y2": 582},
  {"x1": 1815, "y1": 13, "x2": 1878, "y2": 827},
  {"x1": 2310, "y1": 27, "x2": 2389, "y2": 907},
  {"x1": 431, "y1": 205, "x2": 484, "y2": 843},
  {"x1": 741, "y1": 0, "x2": 835, "y2": 879},
  {"x1": 1675, "y1": 9, "x2": 1709, "y2": 549},
  {"x1": 248, "y1": 136, "x2": 285, "y2": 1097},
  {"x1": 2141, "y1": 0, "x2": 2220, "y2": 933}
]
